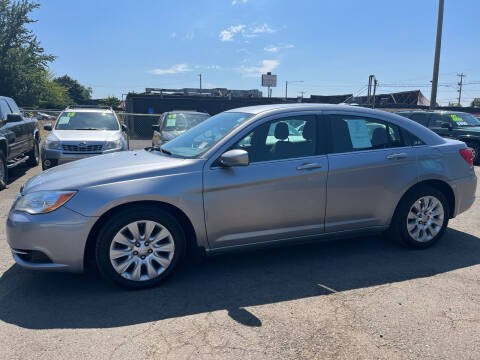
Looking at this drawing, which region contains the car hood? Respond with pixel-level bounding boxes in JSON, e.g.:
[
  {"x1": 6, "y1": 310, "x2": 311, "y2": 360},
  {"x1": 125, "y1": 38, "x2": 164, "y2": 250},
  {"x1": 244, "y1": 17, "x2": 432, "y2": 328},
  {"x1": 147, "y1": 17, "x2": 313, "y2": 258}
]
[
  {"x1": 51, "y1": 130, "x2": 121, "y2": 142},
  {"x1": 23, "y1": 150, "x2": 202, "y2": 193}
]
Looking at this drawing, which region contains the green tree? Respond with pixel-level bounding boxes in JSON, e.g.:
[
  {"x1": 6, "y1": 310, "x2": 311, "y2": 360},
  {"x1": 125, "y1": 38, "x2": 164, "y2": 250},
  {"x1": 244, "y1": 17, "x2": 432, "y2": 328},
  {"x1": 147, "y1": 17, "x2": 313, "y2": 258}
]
[
  {"x1": 100, "y1": 96, "x2": 121, "y2": 108},
  {"x1": 39, "y1": 74, "x2": 71, "y2": 108},
  {"x1": 471, "y1": 98, "x2": 480, "y2": 108},
  {"x1": 54, "y1": 75, "x2": 92, "y2": 104},
  {"x1": 0, "y1": 0, "x2": 55, "y2": 106}
]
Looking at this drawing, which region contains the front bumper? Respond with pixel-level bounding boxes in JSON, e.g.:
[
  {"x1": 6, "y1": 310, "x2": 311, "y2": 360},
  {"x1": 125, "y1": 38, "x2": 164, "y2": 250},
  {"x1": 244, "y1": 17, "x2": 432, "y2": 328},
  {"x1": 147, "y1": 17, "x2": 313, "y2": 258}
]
[
  {"x1": 41, "y1": 147, "x2": 124, "y2": 166},
  {"x1": 6, "y1": 206, "x2": 98, "y2": 272}
]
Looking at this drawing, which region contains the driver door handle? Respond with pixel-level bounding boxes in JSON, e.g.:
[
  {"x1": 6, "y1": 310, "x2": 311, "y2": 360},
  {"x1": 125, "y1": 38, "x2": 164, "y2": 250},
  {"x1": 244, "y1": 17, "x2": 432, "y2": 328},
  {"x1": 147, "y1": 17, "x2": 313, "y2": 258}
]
[
  {"x1": 386, "y1": 152, "x2": 408, "y2": 160},
  {"x1": 296, "y1": 163, "x2": 322, "y2": 171}
]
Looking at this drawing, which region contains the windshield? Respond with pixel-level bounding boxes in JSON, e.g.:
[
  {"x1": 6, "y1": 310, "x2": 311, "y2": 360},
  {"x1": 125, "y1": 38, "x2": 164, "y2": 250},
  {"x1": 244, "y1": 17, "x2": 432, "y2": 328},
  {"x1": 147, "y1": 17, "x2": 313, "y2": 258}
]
[
  {"x1": 451, "y1": 113, "x2": 480, "y2": 127},
  {"x1": 160, "y1": 112, "x2": 252, "y2": 158},
  {"x1": 162, "y1": 113, "x2": 210, "y2": 132},
  {"x1": 55, "y1": 111, "x2": 119, "y2": 130}
]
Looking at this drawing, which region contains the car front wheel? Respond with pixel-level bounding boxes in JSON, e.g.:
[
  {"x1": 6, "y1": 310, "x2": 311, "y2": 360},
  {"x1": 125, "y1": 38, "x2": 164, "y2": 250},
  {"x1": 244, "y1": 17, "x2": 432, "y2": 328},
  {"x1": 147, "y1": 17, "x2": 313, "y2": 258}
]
[
  {"x1": 390, "y1": 186, "x2": 449, "y2": 248},
  {"x1": 95, "y1": 206, "x2": 186, "y2": 289}
]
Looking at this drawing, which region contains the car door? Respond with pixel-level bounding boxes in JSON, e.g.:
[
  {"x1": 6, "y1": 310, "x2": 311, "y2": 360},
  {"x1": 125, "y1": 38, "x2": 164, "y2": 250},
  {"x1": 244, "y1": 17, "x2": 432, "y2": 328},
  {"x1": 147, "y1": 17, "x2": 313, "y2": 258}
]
[
  {"x1": 5, "y1": 98, "x2": 31, "y2": 153},
  {"x1": 0, "y1": 98, "x2": 23, "y2": 158},
  {"x1": 324, "y1": 112, "x2": 419, "y2": 233},
  {"x1": 203, "y1": 113, "x2": 328, "y2": 249}
]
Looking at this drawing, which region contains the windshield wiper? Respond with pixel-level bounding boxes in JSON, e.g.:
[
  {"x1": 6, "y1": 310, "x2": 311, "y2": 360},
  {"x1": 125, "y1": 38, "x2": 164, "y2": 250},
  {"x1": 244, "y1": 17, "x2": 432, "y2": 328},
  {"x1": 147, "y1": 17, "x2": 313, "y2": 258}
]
[
  {"x1": 73, "y1": 128, "x2": 101, "y2": 130},
  {"x1": 145, "y1": 145, "x2": 172, "y2": 155}
]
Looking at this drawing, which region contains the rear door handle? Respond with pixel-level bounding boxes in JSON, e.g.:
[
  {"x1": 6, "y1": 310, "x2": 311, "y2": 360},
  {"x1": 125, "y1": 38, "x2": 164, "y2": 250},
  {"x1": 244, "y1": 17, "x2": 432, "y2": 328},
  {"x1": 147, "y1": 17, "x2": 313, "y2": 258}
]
[
  {"x1": 296, "y1": 162, "x2": 322, "y2": 171},
  {"x1": 386, "y1": 152, "x2": 408, "y2": 160}
]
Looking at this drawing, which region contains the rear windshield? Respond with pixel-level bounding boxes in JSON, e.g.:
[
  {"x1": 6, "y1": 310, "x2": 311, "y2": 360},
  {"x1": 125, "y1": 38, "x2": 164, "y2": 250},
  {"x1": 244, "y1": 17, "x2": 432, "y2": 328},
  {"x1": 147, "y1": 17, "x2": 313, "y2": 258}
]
[
  {"x1": 162, "y1": 113, "x2": 210, "y2": 132},
  {"x1": 55, "y1": 111, "x2": 119, "y2": 130},
  {"x1": 450, "y1": 113, "x2": 480, "y2": 127}
]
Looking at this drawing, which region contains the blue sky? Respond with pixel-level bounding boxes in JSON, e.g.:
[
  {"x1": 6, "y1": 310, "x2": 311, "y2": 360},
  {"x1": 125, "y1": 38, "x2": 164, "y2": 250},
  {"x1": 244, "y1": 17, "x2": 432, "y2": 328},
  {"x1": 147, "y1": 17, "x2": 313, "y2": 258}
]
[{"x1": 31, "y1": 0, "x2": 480, "y2": 105}]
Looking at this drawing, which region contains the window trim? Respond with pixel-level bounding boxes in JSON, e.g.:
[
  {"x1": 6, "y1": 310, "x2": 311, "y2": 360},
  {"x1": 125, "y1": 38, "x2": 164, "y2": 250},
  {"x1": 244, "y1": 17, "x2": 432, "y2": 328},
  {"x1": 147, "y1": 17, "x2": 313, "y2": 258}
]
[
  {"x1": 323, "y1": 113, "x2": 407, "y2": 154},
  {"x1": 207, "y1": 110, "x2": 328, "y2": 169}
]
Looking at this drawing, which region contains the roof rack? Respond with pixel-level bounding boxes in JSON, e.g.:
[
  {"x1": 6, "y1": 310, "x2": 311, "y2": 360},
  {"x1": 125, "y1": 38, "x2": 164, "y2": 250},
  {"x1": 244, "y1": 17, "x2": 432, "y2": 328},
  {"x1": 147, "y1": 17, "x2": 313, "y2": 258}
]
[{"x1": 66, "y1": 105, "x2": 113, "y2": 110}]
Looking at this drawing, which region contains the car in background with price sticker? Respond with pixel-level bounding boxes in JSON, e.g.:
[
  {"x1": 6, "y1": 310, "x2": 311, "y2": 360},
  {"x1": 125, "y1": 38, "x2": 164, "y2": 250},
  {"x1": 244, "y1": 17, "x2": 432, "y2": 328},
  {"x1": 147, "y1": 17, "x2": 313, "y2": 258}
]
[
  {"x1": 397, "y1": 110, "x2": 480, "y2": 165},
  {"x1": 152, "y1": 111, "x2": 210, "y2": 147},
  {"x1": 40, "y1": 106, "x2": 128, "y2": 170}
]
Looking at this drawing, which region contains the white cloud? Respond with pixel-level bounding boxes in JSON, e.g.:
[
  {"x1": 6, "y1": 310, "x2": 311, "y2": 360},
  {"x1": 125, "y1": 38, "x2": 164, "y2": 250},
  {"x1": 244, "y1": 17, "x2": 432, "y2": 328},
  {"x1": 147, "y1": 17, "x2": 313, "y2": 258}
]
[
  {"x1": 149, "y1": 64, "x2": 192, "y2": 75},
  {"x1": 219, "y1": 24, "x2": 246, "y2": 41},
  {"x1": 264, "y1": 43, "x2": 294, "y2": 53},
  {"x1": 232, "y1": 0, "x2": 248, "y2": 4},
  {"x1": 185, "y1": 32, "x2": 194, "y2": 40},
  {"x1": 237, "y1": 59, "x2": 280, "y2": 77},
  {"x1": 251, "y1": 23, "x2": 275, "y2": 34},
  {"x1": 170, "y1": 32, "x2": 177, "y2": 38}
]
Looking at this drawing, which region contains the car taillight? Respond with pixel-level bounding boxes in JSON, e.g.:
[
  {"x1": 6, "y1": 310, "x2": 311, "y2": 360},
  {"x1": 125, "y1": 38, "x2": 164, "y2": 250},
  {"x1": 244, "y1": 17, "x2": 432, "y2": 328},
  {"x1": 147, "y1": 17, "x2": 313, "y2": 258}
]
[{"x1": 459, "y1": 148, "x2": 473, "y2": 166}]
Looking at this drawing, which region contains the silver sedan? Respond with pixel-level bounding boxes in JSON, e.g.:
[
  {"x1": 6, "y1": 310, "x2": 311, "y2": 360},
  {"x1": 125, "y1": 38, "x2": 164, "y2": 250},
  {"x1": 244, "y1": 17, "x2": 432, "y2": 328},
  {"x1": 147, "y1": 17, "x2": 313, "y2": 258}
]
[{"x1": 7, "y1": 104, "x2": 477, "y2": 289}]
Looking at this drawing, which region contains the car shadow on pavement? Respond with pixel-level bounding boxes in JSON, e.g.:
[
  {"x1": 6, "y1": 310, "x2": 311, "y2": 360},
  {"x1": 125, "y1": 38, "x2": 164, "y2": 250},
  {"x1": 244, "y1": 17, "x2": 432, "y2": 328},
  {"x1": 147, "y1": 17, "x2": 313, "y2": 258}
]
[
  {"x1": 0, "y1": 228, "x2": 479, "y2": 329},
  {"x1": 5, "y1": 163, "x2": 29, "y2": 185}
]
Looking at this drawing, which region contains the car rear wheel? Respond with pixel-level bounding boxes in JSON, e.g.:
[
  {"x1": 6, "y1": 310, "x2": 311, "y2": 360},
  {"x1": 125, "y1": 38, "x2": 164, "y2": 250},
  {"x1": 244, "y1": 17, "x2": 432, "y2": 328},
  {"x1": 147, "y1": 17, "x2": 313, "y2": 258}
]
[
  {"x1": 390, "y1": 186, "x2": 449, "y2": 248},
  {"x1": 0, "y1": 150, "x2": 7, "y2": 190},
  {"x1": 95, "y1": 206, "x2": 186, "y2": 289}
]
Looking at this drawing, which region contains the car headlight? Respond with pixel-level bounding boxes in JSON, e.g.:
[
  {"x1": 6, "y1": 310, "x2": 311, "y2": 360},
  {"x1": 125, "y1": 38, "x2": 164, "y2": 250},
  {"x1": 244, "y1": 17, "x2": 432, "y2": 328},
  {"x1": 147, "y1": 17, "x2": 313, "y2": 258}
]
[
  {"x1": 104, "y1": 139, "x2": 122, "y2": 150},
  {"x1": 14, "y1": 191, "x2": 77, "y2": 214},
  {"x1": 45, "y1": 139, "x2": 61, "y2": 150}
]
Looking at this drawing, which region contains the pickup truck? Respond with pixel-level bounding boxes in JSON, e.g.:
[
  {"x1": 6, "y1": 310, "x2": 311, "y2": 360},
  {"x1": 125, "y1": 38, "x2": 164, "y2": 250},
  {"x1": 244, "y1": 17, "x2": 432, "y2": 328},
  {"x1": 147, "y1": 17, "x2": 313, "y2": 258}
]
[{"x1": 0, "y1": 96, "x2": 40, "y2": 190}]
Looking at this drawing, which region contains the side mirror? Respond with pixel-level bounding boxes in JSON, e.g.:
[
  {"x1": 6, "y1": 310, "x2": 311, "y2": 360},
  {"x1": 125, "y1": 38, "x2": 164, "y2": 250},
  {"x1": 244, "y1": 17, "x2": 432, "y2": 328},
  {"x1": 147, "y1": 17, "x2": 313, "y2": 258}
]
[
  {"x1": 152, "y1": 124, "x2": 160, "y2": 131},
  {"x1": 43, "y1": 123, "x2": 52, "y2": 131},
  {"x1": 6, "y1": 113, "x2": 23, "y2": 123},
  {"x1": 121, "y1": 124, "x2": 128, "y2": 132},
  {"x1": 220, "y1": 149, "x2": 249, "y2": 167}
]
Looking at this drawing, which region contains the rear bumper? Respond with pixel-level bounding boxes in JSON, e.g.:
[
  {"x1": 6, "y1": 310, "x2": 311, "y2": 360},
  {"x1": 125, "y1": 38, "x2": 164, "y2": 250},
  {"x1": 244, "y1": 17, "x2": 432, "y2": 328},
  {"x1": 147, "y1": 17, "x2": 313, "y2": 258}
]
[
  {"x1": 6, "y1": 206, "x2": 98, "y2": 272},
  {"x1": 451, "y1": 173, "x2": 477, "y2": 217}
]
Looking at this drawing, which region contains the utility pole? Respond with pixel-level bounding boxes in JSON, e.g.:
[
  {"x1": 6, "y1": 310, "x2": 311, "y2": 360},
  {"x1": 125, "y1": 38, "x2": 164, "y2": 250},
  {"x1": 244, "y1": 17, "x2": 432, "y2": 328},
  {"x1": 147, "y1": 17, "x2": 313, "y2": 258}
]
[
  {"x1": 430, "y1": 0, "x2": 444, "y2": 109},
  {"x1": 372, "y1": 79, "x2": 378, "y2": 109},
  {"x1": 285, "y1": 80, "x2": 303, "y2": 100},
  {"x1": 299, "y1": 91, "x2": 305, "y2": 99},
  {"x1": 457, "y1": 73, "x2": 466, "y2": 106},
  {"x1": 198, "y1": 74, "x2": 202, "y2": 91},
  {"x1": 367, "y1": 75, "x2": 375, "y2": 104}
]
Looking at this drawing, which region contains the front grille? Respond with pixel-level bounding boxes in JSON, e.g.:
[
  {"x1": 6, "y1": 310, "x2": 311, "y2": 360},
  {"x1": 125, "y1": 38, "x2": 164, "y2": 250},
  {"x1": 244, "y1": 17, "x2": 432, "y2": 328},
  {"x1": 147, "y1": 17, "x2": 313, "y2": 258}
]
[{"x1": 62, "y1": 143, "x2": 103, "y2": 153}]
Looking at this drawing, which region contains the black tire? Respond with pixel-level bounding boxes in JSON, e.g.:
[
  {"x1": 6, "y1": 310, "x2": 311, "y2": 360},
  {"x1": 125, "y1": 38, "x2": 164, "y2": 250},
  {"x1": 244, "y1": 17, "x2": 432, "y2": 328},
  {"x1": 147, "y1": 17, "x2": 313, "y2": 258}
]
[
  {"x1": 95, "y1": 205, "x2": 186, "y2": 289},
  {"x1": 465, "y1": 141, "x2": 480, "y2": 165},
  {"x1": 26, "y1": 138, "x2": 40, "y2": 167},
  {"x1": 389, "y1": 186, "x2": 449, "y2": 248},
  {"x1": 0, "y1": 150, "x2": 7, "y2": 190}
]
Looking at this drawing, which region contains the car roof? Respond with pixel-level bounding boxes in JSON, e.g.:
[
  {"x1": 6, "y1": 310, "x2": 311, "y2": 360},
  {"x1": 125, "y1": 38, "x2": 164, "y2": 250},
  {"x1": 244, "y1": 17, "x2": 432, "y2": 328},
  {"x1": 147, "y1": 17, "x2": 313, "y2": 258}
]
[
  {"x1": 165, "y1": 110, "x2": 209, "y2": 115},
  {"x1": 63, "y1": 108, "x2": 114, "y2": 113}
]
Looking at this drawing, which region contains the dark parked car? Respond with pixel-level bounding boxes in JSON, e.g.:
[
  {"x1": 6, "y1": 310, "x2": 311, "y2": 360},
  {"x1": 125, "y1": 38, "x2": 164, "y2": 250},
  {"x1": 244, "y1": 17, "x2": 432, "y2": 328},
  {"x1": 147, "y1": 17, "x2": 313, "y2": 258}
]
[
  {"x1": 0, "y1": 96, "x2": 40, "y2": 189},
  {"x1": 397, "y1": 110, "x2": 480, "y2": 164},
  {"x1": 152, "y1": 111, "x2": 210, "y2": 146}
]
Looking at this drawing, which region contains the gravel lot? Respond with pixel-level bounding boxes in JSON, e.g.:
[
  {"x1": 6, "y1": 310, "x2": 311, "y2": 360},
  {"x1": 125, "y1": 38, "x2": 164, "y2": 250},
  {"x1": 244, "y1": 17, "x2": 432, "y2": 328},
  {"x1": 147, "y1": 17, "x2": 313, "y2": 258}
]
[{"x1": 0, "y1": 163, "x2": 479, "y2": 360}]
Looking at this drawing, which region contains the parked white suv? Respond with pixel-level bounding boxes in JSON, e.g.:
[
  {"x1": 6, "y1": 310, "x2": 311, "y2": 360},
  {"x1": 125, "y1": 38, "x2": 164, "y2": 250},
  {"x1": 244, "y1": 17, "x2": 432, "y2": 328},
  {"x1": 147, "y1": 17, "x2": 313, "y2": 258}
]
[{"x1": 40, "y1": 106, "x2": 128, "y2": 169}]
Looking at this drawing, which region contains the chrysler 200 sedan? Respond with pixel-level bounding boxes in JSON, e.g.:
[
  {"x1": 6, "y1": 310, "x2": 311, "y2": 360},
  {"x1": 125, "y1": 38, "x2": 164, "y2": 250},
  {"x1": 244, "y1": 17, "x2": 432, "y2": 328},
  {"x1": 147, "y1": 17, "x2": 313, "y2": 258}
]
[{"x1": 6, "y1": 104, "x2": 477, "y2": 289}]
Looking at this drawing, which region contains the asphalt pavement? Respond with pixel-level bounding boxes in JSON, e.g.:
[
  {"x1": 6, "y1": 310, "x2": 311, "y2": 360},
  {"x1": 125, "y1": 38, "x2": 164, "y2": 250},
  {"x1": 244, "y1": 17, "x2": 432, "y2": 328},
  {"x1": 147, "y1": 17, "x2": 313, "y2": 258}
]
[{"x1": 0, "y1": 162, "x2": 479, "y2": 360}]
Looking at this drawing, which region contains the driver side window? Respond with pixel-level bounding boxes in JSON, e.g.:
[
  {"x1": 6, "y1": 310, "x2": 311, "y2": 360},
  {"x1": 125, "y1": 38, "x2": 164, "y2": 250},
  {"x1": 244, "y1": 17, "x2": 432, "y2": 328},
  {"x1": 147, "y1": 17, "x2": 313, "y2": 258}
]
[{"x1": 233, "y1": 115, "x2": 318, "y2": 163}]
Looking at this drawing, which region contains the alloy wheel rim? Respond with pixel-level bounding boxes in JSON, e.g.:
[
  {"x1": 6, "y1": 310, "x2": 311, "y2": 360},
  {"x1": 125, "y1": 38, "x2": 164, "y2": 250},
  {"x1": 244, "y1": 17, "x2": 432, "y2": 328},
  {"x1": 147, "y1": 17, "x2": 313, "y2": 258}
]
[
  {"x1": 406, "y1": 196, "x2": 444, "y2": 242},
  {"x1": 109, "y1": 220, "x2": 175, "y2": 281}
]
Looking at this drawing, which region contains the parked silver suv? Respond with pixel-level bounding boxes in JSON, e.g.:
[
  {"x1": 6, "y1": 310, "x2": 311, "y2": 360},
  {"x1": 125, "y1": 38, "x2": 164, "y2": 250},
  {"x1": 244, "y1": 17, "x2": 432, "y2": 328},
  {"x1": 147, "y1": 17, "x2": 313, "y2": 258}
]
[
  {"x1": 7, "y1": 104, "x2": 477, "y2": 289},
  {"x1": 40, "y1": 106, "x2": 128, "y2": 169}
]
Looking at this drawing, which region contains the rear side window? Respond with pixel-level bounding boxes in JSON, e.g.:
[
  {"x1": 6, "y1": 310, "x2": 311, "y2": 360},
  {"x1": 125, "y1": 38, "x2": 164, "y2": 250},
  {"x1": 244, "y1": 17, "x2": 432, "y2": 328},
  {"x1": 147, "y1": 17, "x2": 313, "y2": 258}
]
[
  {"x1": 5, "y1": 98, "x2": 20, "y2": 113},
  {"x1": 328, "y1": 115, "x2": 404, "y2": 153},
  {"x1": 409, "y1": 113, "x2": 430, "y2": 126},
  {"x1": 428, "y1": 114, "x2": 450, "y2": 128},
  {"x1": 401, "y1": 129, "x2": 425, "y2": 146}
]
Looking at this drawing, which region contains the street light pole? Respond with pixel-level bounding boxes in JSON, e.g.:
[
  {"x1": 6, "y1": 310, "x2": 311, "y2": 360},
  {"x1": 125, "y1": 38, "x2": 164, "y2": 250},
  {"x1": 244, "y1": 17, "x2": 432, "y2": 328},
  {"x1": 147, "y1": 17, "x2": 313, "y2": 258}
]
[
  {"x1": 198, "y1": 74, "x2": 202, "y2": 91},
  {"x1": 285, "y1": 80, "x2": 303, "y2": 100},
  {"x1": 430, "y1": 0, "x2": 444, "y2": 109}
]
